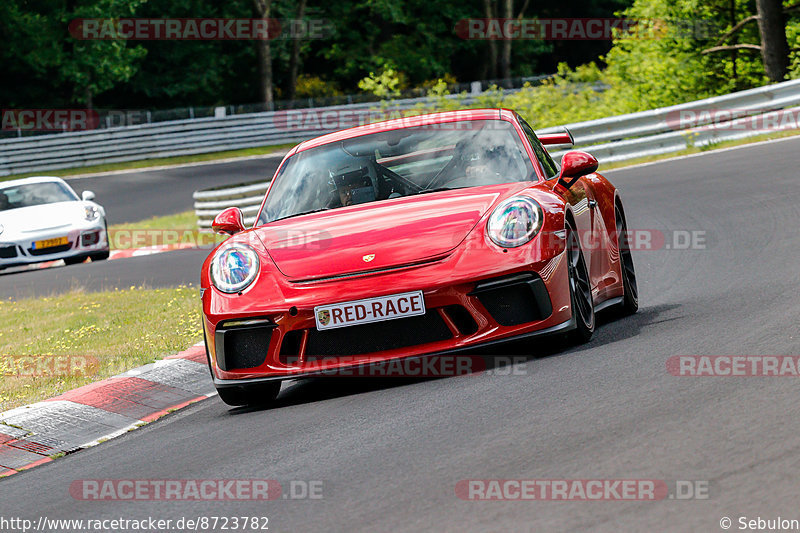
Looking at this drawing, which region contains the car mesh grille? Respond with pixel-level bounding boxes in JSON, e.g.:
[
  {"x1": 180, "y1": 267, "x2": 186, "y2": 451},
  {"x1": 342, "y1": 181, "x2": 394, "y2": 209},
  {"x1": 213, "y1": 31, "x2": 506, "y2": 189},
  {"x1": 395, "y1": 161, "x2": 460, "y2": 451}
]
[
  {"x1": 470, "y1": 273, "x2": 552, "y2": 326},
  {"x1": 304, "y1": 310, "x2": 452, "y2": 357},
  {"x1": 0, "y1": 245, "x2": 17, "y2": 259},
  {"x1": 28, "y1": 244, "x2": 72, "y2": 256},
  {"x1": 219, "y1": 326, "x2": 273, "y2": 370}
]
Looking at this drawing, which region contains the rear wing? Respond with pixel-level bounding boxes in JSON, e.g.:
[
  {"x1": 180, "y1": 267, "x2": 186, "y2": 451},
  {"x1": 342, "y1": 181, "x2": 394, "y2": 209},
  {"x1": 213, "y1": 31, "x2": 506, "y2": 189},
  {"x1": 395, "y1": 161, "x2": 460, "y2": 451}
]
[{"x1": 537, "y1": 128, "x2": 574, "y2": 146}]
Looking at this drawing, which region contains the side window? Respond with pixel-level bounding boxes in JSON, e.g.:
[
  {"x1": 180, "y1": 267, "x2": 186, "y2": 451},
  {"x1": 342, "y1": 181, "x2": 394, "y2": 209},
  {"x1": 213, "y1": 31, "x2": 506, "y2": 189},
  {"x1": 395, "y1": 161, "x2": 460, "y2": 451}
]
[{"x1": 518, "y1": 117, "x2": 559, "y2": 179}]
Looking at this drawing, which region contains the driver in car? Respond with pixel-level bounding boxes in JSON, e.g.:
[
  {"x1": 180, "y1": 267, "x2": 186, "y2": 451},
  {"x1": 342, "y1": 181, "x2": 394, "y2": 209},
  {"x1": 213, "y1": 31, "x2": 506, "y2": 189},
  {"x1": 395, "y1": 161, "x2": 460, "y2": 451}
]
[{"x1": 332, "y1": 167, "x2": 377, "y2": 207}]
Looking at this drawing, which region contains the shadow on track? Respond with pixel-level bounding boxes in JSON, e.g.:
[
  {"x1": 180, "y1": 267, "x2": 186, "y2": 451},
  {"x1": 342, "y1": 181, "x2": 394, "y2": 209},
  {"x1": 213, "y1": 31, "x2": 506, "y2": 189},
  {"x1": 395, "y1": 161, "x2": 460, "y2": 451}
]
[{"x1": 223, "y1": 303, "x2": 681, "y2": 414}]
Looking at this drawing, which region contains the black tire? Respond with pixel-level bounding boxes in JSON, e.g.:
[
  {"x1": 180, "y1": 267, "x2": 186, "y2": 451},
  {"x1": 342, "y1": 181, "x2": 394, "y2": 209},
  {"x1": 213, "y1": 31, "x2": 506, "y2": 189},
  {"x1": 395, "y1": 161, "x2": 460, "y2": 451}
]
[
  {"x1": 615, "y1": 205, "x2": 639, "y2": 315},
  {"x1": 217, "y1": 381, "x2": 281, "y2": 407},
  {"x1": 566, "y1": 219, "x2": 595, "y2": 344},
  {"x1": 90, "y1": 250, "x2": 110, "y2": 262},
  {"x1": 63, "y1": 256, "x2": 87, "y2": 265}
]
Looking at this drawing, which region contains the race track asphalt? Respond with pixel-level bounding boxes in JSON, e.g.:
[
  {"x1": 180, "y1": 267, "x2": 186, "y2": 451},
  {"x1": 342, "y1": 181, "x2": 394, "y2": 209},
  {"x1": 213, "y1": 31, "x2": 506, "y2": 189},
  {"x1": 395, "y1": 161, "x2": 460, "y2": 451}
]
[
  {"x1": 2, "y1": 137, "x2": 800, "y2": 531},
  {"x1": 66, "y1": 155, "x2": 284, "y2": 224},
  {"x1": 0, "y1": 249, "x2": 209, "y2": 299},
  {"x1": 0, "y1": 155, "x2": 283, "y2": 298}
]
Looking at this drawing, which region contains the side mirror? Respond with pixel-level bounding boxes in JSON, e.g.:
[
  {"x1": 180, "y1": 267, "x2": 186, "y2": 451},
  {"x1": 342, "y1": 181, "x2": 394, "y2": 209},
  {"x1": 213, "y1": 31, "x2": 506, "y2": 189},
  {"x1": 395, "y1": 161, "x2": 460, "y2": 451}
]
[
  {"x1": 557, "y1": 151, "x2": 598, "y2": 189},
  {"x1": 212, "y1": 207, "x2": 246, "y2": 235},
  {"x1": 81, "y1": 190, "x2": 96, "y2": 201}
]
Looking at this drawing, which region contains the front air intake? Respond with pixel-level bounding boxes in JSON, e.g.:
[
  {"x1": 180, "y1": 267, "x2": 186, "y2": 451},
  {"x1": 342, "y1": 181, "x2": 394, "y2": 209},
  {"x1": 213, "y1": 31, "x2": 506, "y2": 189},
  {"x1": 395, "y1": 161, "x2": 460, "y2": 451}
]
[{"x1": 214, "y1": 322, "x2": 275, "y2": 370}]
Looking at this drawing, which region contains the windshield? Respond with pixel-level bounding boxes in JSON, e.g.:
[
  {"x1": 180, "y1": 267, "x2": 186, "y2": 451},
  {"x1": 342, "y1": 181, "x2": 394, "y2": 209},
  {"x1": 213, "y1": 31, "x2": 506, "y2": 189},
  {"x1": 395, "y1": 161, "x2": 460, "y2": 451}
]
[
  {"x1": 258, "y1": 119, "x2": 533, "y2": 224},
  {"x1": 0, "y1": 181, "x2": 78, "y2": 212}
]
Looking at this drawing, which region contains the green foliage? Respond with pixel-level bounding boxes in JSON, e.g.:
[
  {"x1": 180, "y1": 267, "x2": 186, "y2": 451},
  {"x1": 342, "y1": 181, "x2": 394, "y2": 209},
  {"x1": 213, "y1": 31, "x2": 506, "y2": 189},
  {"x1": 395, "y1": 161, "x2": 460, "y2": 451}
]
[
  {"x1": 0, "y1": 0, "x2": 148, "y2": 107},
  {"x1": 397, "y1": 0, "x2": 800, "y2": 129},
  {"x1": 788, "y1": 19, "x2": 800, "y2": 79},
  {"x1": 358, "y1": 68, "x2": 407, "y2": 98},
  {"x1": 295, "y1": 75, "x2": 342, "y2": 98}
]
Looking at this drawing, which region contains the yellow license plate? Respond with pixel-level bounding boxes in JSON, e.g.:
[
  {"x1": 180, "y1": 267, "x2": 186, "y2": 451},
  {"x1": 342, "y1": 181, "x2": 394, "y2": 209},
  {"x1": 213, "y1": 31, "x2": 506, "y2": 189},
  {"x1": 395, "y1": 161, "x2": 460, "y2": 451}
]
[{"x1": 33, "y1": 236, "x2": 69, "y2": 250}]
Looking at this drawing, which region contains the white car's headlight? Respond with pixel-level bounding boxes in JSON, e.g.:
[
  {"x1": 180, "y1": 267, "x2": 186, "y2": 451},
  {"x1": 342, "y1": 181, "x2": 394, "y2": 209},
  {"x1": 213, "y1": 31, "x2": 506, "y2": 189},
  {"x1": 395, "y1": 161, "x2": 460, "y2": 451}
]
[
  {"x1": 84, "y1": 206, "x2": 100, "y2": 220},
  {"x1": 210, "y1": 244, "x2": 260, "y2": 293},
  {"x1": 487, "y1": 196, "x2": 544, "y2": 248}
]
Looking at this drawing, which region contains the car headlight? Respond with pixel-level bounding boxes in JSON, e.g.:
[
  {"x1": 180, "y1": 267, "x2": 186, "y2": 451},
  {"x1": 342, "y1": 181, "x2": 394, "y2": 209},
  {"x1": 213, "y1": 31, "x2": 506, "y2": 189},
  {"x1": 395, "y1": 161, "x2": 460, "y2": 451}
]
[
  {"x1": 210, "y1": 244, "x2": 260, "y2": 293},
  {"x1": 84, "y1": 206, "x2": 100, "y2": 220},
  {"x1": 487, "y1": 196, "x2": 543, "y2": 248}
]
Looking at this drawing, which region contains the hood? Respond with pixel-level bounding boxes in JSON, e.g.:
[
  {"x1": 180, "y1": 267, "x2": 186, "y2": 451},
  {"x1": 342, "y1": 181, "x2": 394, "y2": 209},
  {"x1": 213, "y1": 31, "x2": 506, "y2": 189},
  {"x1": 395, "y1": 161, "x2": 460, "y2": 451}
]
[
  {"x1": 0, "y1": 201, "x2": 94, "y2": 238},
  {"x1": 256, "y1": 182, "x2": 531, "y2": 281}
]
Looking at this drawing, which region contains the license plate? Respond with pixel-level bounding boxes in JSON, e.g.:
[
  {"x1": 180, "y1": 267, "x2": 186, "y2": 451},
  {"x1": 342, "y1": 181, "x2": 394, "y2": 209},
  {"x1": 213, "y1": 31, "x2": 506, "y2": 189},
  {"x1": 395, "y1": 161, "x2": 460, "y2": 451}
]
[
  {"x1": 32, "y1": 236, "x2": 69, "y2": 250},
  {"x1": 314, "y1": 290, "x2": 425, "y2": 331}
]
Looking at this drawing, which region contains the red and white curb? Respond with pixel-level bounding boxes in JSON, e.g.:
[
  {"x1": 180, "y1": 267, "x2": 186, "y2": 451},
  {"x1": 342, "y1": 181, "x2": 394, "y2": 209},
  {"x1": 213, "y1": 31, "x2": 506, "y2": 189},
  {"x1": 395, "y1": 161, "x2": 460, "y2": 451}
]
[
  {"x1": 107, "y1": 242, "x2": 200, "y2": 260},
  {"x1": 3, "y1": 243, "x2": 201, "y2": 275},
  {"x1": 0, "y1": 343, "x2": 215, "y2": 477}
]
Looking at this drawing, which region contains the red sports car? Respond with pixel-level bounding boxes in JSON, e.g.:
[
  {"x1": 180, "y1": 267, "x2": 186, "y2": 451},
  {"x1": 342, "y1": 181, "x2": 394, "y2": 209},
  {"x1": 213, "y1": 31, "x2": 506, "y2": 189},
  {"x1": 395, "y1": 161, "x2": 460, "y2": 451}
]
[{"x1": 201, "y1": 109, "x2": 638, "y2": 406}]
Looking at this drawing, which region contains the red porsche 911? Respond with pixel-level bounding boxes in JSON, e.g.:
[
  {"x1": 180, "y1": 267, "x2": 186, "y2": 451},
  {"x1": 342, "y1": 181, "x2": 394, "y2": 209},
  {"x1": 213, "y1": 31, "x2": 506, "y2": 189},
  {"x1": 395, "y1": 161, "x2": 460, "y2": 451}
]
[{"x1": 201, "y1": 109, "x2": 638, "y2": 406}]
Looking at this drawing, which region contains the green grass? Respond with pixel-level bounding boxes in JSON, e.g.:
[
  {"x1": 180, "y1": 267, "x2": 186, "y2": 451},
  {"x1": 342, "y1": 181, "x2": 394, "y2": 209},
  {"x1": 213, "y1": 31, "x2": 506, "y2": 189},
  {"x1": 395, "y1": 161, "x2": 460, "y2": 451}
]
[
  {"x1": 108, "y1": 210, "x2": 198, "y2": 232},
  {"x1": 1, "y1": 143, "x2": 294, "y2": 182},
  {"x1": 0, "y1": 286, "x2": 203, "y2": 411}
]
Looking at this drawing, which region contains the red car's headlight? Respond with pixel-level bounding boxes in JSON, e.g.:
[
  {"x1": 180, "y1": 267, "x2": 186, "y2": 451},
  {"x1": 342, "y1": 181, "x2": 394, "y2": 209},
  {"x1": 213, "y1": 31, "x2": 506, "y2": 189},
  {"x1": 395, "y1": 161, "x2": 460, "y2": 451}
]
[
  {"x1": 210, "y1": 244, "x2": 260, "y2": 293},
  {"x1": 487, "y1": 196, "x2": 543, "y2": 248}
]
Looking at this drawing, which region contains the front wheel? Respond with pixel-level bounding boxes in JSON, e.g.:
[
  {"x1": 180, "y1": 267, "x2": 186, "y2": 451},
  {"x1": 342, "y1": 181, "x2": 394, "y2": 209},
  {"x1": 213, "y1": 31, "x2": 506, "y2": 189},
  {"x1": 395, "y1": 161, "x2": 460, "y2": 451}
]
[
  {"x1": 90, "y1": 250, "x2": 110, "y2": 262},
  {"x1": 566, "y1": 220, "x2": 595, "y2": 344},
  {"x1": 615, "y1": 205, "x2": 638, "y2": 315},
  {"x1": 216, "y1": 381, "x2": 281, "y2": 407}
]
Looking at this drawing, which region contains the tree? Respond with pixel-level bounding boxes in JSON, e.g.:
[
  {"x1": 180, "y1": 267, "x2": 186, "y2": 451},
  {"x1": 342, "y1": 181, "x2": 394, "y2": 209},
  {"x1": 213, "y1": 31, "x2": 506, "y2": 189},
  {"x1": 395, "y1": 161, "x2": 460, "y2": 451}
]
[
  {"x1": 286, "y1": 0, "x2": 307, "y2": 102},
  {"x1": 253, "y1": 0, "x2": 274, "y2": 105},
  {"x1": 756, "y1": 0, "x2": 789, "y2": 81},
  {"x1": 0, "y1": 0, "x2": 147, "y2": 109}
]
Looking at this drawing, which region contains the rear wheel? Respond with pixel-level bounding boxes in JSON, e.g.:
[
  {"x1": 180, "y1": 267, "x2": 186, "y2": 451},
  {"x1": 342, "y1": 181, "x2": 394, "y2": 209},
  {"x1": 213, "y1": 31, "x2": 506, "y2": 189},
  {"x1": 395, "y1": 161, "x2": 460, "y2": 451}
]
[
  {"x1": 615, "y1": 205, "x2": 638, "y2": 315},
  {"x1": 216, "y1": 381, "x2": 281, "y2": 407},
  {"x1": 90, "y1": 250, "x2": 110, "y2": 262},
  {"x1": 566, "y1": 220, "x2": 595, "y2": 343}
]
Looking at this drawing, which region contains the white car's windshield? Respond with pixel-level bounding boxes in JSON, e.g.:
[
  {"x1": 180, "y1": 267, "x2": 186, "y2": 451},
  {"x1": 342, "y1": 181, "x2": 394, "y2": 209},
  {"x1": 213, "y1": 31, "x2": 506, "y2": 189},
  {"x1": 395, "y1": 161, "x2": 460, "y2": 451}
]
[
  {"x1": 0, "y1": 182, "x2": 78, "y2": 211},
  {"x1": 259, "y1": 119, "x2": 533, "y2": 224}
]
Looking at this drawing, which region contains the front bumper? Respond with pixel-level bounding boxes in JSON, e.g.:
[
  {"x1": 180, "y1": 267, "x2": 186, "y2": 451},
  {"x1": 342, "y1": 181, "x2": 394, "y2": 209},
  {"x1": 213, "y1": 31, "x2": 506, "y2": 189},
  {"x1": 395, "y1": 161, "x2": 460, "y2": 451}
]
[
  {"x1": 0, "y1": 221, "x2": 108, "y2": 268},
  {"x1": 203, "y1": 244, "x2": 574, "y2": 382},
  {"x1": 212, "y1": 315, "x2": 576, "y2": 387}
]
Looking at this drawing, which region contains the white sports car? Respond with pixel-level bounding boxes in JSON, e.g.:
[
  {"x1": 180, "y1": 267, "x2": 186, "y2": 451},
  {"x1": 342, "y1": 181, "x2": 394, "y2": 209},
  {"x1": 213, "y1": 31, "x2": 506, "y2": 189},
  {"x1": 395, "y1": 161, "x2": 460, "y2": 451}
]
[{"x1": 0, "y1": 176, "x2": 109, "y2": 270}]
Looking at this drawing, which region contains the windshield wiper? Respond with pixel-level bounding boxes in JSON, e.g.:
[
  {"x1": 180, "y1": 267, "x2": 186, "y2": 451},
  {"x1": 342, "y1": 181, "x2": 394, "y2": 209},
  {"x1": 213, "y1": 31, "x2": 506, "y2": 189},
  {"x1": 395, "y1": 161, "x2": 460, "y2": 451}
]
[
  {"x1": 272, "y1": 208, "x2": 330, "y2": 222},
  {"x1": 417, "y1": 187, "x2": 464, "y2": 195}
]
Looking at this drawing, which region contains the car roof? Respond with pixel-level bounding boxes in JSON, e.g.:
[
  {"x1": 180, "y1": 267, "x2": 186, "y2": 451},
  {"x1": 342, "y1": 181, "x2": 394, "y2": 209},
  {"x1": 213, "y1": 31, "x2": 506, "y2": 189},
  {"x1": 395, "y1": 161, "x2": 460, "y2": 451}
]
[
  {"x1": 0, "y1": 176, "x2": 69, "y2": 188},
  {"x1": 292, "y1": 108, "x2": 518, "y2": 154}
]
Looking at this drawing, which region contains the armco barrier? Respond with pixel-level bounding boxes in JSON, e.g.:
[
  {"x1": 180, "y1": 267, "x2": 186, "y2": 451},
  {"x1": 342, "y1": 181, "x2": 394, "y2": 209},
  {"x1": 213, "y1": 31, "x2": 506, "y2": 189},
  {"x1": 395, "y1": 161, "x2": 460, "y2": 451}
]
[
  {"x1": 0, "y1": 92, "x2": 505, "y2": 177},
  {"x1": 192, "y1": 78, "x2": 800, "y2": 227},
  {"x1": 193, "y1": 181, "x2": 269, "y2": 228},
  {"x1": 5, "y1": 78, "x2": 800, "y2": 178}
]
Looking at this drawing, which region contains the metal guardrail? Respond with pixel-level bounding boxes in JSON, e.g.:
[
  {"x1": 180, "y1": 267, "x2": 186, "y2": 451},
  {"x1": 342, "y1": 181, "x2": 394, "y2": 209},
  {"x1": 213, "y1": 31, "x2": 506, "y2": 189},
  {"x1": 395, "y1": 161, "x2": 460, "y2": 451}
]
[
  {"x1": 191, "y1": 78, "x2": 800, "y2": 227},
  {"x1": 193, "y1": 182, "x2": 269, "y2": 228},
  {"x1": 541, "y1": 78, "x2": 800, "y2": 162},
  {"x1": 5, "y1": 79, "x2": 800, "y2": 179},
  {"x1": 0, "y1": 91, "x2": 521, "y2": 177}
]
